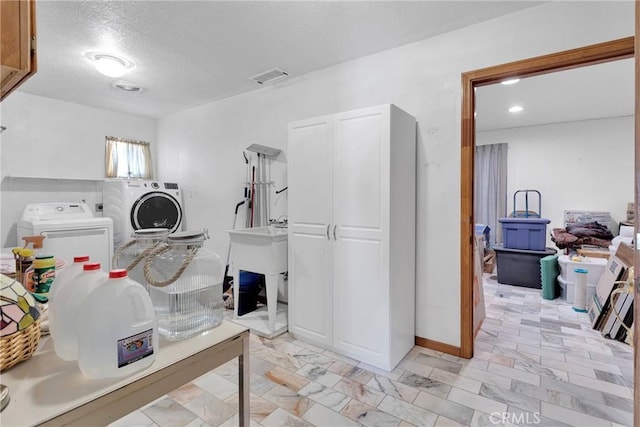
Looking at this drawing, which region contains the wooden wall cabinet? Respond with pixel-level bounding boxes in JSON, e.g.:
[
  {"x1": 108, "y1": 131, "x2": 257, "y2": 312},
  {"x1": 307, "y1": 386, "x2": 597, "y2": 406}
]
[
  {"x1": 287, "y1": 104, "x2": 417, "y2": 371},
  {"x1": 1, "y1": 0, "x2": 37, "y2": 101}
]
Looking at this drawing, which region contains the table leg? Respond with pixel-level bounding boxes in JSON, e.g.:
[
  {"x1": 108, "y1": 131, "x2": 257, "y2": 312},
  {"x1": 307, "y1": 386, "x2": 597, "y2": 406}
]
[
  {"x1": 239, "y1": 333, "x2": 250, "y2": 426},
  {"x1": 233, "y1": 267, "x2": 240, "y2": 319}
]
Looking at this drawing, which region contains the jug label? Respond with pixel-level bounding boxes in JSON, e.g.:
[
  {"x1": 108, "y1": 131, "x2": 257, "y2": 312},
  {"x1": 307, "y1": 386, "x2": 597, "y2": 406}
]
[
  {"x1": 33, "y1": 265, "x2": 55, "y2": 294},
  {"x1": 117, "y1": 329, "x2": 154, "y2": 368}
]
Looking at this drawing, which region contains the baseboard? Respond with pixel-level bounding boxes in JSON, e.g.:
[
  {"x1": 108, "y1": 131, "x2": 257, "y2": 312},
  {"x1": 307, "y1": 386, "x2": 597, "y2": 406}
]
[{"x1": 415, "y1": 336, "x2": 464, "y2": 358}]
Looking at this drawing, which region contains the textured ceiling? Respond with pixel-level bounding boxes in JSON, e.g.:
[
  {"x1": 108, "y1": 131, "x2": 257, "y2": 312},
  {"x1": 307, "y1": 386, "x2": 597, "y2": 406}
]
[{"x1": 16, "y1": 0, "x2": 543, "y2": 119}]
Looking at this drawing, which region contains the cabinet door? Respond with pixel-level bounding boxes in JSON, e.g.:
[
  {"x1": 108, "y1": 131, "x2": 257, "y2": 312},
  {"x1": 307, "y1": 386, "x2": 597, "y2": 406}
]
[
  {"x1": 331, "y1": 106, "x2": 390, "y2": 366},
  {"x1": 287, "y1": 116, "x2": 333, "y2": 346},
  {"x1": 1, "y1": 0, "x2": 36, "y2": 101}
]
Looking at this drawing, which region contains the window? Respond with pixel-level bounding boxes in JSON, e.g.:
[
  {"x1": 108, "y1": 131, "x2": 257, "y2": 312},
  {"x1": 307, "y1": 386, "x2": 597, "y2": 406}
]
[{"x1": 105, "y1": 136, "x2": 153, "y2": 179}]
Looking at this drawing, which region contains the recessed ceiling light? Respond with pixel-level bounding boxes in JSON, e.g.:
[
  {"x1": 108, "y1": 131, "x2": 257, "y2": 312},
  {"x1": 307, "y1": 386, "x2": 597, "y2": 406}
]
[
  {"x1": 501, "y1": 78, "x2": 520, "y2": 85},
  {"x1": 85, "y1": 52, "x2": 134, "y2": 77},
  {"x1": 111, "y1": 80, "x2": 145, "y2": 93},
  {"x1": 508, "y1": 105, "x2": 524, "y2": 113}
]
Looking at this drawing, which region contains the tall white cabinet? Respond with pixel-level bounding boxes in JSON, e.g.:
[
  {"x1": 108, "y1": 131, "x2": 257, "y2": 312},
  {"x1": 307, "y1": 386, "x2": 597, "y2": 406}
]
[{"x1": 287, "y1": 104, "x2": 416, "y2": 371}]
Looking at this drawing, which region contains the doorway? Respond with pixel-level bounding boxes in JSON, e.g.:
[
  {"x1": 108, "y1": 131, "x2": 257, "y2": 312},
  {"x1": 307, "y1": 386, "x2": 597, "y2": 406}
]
[{"x1": 459, "y1": 37, "x2": 634, "y2": 359}]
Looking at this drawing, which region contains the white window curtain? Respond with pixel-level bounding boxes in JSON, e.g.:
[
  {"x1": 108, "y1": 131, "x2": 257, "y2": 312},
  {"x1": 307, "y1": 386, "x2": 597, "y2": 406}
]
[
  {"x1": 474, "y1": 143, "x2": 508, "y2": 246},
  {"x1": 105, "y1": 136, "x2": 153, "y2": 179}
]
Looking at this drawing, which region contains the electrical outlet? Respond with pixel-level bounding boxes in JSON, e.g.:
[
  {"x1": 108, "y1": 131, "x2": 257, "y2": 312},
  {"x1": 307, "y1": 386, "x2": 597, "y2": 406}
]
[{"x1": 95, "y1": 203, "x2": 103, "y2": 212}]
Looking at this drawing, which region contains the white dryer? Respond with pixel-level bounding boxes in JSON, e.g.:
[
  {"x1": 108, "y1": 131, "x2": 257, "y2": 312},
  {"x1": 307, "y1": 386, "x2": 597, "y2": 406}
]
[
  {"x1": 17, "y1": 202, "x2": 114, "y2": 269},
  {"x1": 103, "y1": 179, "x2": 184, "y2": 249}
]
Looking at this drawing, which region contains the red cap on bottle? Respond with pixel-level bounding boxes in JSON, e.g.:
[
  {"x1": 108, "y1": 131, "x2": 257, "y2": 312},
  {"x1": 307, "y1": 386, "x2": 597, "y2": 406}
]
[
  {"x1": 83, "y1": 262, "x2": 101, "y2": 271},
  {"x1": 109, "y1": 269, "x2": 128, "y2": 279},
  {"x1": 73, "y1": 256, "x2": 90, "y2": 263}
]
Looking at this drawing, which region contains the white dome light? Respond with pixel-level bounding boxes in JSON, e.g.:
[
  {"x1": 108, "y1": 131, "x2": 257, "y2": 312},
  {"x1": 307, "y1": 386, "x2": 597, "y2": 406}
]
[
  {"x1": 94, "y1": 55, "x2": 127, "y2": 77},
  {"x1": 85, "y1": 52, "x2": 134, "y2": 77},
  {"x1": 508, "y1": 105, "x2": 524, "y2": 113}
]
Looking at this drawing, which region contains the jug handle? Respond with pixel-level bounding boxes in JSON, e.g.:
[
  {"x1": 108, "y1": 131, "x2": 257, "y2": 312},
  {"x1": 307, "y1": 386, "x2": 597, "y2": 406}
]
[{"x1": 124, "y1": 285, "x2": 155, "y2": 323}]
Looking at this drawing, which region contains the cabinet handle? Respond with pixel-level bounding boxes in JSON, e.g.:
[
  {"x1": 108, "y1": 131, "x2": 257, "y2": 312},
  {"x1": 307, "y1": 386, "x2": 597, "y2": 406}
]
[
  {"x1": 333, "y1": 225, "x2": 337, "y2": 240},
  {"x1": 326, "y1": 224, "x2": 331, "y2": 240}
]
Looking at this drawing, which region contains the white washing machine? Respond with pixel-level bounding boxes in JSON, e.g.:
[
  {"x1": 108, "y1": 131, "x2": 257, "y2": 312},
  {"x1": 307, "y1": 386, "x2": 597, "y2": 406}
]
[
  {"x1": 17, "y1": 202, "x2": 114, "y2": 269},
  {"x1": 102, "y1": 179, "x2": 184, "y2": 249}
]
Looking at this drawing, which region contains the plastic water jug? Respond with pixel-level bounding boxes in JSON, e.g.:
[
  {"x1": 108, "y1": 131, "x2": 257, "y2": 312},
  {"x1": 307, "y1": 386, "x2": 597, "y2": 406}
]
[
  {"x1": 48, "y1": 255, "x2": 90, "y2": 338},
  {"x1": 77, "y1": 269, "x2": 158, "y2": 379},
  {"x1": 143, "y1": 229, "x2": 223, "y2": 340},
  {"x1": 112, "y1": 228, "x2": 169, "y2": 290},
  {"x1": 52, "y1": 262, "x2": 107, "y2": 361}
]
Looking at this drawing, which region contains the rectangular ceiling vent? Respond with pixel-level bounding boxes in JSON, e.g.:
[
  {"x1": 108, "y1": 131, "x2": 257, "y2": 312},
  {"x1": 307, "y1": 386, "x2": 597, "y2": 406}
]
[{"x1": 250, "y1": 68, "x2": 289, "y2": 85}]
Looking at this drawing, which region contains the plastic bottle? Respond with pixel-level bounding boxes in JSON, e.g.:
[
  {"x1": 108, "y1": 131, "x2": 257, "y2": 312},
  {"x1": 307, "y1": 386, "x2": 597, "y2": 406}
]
[
  {"x1": 77, "y1": 269, "x2": 158, "y2": 379},
  {"x1": 52, "y1": 262, "x2": 107, "y2": 361},
  {"x1": 48, "y1": 255, "x2": 90, "y2": 339},
  {"x1": 16, "y1": 236, "x2": 45, "y2": 292},
  {"x1": 12, "y1": 247, "x2": 34, "y2": 289},
  {"x1": 144, "y1": 230, "x2": 223, "y2": 340},
  {"x1": 32, "y1": 255, "x2": 56, "y2": 294}
]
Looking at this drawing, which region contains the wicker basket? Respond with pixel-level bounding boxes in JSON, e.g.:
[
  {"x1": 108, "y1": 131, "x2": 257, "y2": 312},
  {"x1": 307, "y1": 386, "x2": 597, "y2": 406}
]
[{"x1": 0, "y1": 318, "x2": 41, "y2": 372}]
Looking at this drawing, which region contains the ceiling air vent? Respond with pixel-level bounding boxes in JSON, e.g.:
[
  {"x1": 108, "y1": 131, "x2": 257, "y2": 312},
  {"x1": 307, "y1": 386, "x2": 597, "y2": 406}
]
[{"x1": 250, "y1": 68, "x2": 289, "y2": 85}]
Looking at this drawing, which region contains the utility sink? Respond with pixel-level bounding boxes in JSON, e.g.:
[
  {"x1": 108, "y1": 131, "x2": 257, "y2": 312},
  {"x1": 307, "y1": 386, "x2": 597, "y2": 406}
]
[
  {"x1": 226, "y1": 226, "x2": 287, "y2": 275},
  {"x1": 227, "y1": 226, "x2": 288, "y2": 335}
]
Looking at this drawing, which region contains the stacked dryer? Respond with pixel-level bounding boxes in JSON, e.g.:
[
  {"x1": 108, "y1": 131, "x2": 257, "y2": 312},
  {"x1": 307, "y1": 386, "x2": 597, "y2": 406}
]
[{"x1": 102, "y1": 179, "x2": 184, "y2": 249}]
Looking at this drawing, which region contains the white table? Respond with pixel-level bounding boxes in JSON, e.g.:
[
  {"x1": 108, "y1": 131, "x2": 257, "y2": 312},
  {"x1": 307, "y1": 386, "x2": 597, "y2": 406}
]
[{"x1": 0, "y1": 321, "x2": 250, "y2": 426}]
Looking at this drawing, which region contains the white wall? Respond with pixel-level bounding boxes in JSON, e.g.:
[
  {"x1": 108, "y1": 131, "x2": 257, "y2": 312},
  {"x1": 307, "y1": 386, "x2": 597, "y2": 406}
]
[
  {"x1": 157, "y1": 2, "x2": 634, "y2": 347},
  {"x1": 0, "y1": 92, "x2": 157, "y2": 248},
  {"x1": 477, "y1": 116, "x2": 634, "y2": 246},
  {"x1": 0, "y1": 2, "x2": 632, "y2": 348}
]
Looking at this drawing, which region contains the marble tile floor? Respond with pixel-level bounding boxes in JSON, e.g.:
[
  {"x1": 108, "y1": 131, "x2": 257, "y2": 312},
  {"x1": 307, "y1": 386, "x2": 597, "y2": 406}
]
[{"x1": 110, "y1": 274, "x2": 634, "y2": 427}]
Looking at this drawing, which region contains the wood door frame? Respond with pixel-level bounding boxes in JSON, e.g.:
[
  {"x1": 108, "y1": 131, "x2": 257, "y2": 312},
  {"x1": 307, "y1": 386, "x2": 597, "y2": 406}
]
[
  {"x1": 460, "y1": 37, "x2": 635, "y2": 359},
  {"x1": 634, "y1": 2, "x2": 639, "y2": 425}
]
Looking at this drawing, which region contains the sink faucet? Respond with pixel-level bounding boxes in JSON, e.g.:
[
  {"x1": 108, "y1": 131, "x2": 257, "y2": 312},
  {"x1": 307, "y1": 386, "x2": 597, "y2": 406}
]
[{"x1": 269, "y1": 216, "x2": 288, "y2": 228}]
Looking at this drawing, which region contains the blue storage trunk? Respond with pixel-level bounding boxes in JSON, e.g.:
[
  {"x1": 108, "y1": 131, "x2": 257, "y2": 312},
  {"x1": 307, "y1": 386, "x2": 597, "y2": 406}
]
[{"x1": 499, "y1": 217, "x2": 550, "y2": 251}]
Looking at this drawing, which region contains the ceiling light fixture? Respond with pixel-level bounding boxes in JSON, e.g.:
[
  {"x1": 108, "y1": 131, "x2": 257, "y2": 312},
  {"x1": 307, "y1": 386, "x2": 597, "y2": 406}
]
[
  {"x1": 501, "y1": 78, "x2": 520, "y2": 85},
  {"x1": 85, "y1": 52, "x2": 134, "y2": 78},
  {"x1": 508, "y1": 105, "x2": 524, "y2": 113},
  {"x1": 111, "y1": 80, "x2": 145, "y2": 93}
]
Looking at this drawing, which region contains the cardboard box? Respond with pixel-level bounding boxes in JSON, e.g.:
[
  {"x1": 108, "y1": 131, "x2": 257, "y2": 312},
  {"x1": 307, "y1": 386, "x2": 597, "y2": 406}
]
[
  {"x1": 600, "y1": 283, "x2": 633, "y2": 340},
  {"x1": 587, "y1": 243, "x2": 633, "y2": 330},
  {"x1": 577, "y1": 248, "x2": 611, "y2": 260},
  {"x1": 564, "y1": 210, "x2": 612, "y2": 229},
  {"x1": 483, "y1": 248, "x2": 496, "y2": 274},
  {"x1": 473, "y1": 236, "x2": 485, "y2": 337}
]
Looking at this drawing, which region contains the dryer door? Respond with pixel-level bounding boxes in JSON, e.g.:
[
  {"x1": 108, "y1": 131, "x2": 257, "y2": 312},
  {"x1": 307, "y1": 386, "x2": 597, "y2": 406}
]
[{"x1": 130, "y1": 192, "x2": 183, "y2": 233}]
